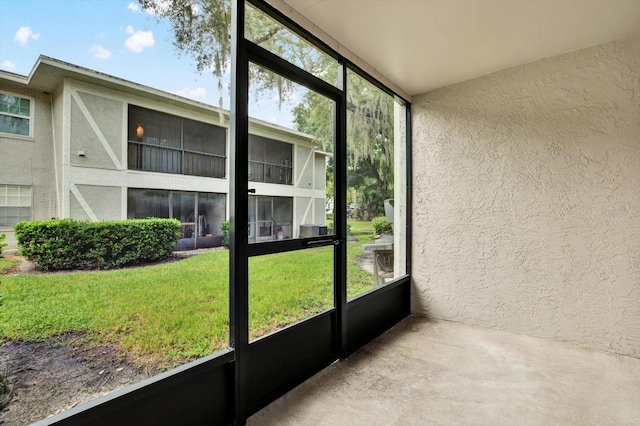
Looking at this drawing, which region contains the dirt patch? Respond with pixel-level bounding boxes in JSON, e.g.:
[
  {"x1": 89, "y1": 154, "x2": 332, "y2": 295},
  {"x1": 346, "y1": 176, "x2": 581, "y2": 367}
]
[
  {"x1": 0, "y1": 334, "x2": 150, "y2": 425},
  {"x1": 0, "y1": 250, "x2": 224, "y2": 425},
  {"x1": 4, "y1": 247, "x2": 225, "y2": 276}
]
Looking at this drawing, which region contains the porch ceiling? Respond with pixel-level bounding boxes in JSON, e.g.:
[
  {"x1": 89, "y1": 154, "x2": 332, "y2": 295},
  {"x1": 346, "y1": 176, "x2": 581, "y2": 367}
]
[{"x1": 281, "y1": 0, "x2": 640, "y2": 97}]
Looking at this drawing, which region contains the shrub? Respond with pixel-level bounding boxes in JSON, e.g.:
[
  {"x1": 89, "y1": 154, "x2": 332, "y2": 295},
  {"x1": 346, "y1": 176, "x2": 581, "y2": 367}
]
[
  {"x1": 0, "y1": 233, "x2": 7, "y2": 258},
  {"x1": 14, "y1": 218, "x2": 181, "y2": 271},
  {"x1": 372, "y1": 216, "x2": 392, "y2": 235},
  {"x1": 220, "y1": 220, "x2": 230, "y2": 248}
]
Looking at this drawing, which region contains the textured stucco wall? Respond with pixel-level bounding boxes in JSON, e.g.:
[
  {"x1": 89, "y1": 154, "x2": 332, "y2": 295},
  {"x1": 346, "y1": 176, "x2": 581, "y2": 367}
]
[
  {"x1": 411, "y1": 37, "x2": 640, "y2": 357},
  {"x1": 69, "y1": 90, "x2": 123, "y2": 169}
]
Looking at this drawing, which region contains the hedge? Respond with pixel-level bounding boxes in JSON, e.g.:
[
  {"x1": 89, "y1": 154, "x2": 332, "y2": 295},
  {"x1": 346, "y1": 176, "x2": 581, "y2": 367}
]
[{"x1": 14, "y1": 219, "x2": 181, "y2": 271}]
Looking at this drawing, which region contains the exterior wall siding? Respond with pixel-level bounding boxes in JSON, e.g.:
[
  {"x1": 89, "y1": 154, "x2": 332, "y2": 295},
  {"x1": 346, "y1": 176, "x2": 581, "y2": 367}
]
[
  {"x1": 411, "y1": 36, "x2": 640, "y2": 357},
  {"x1": 70, "y1": 90, "x2": 124, "y2": 170},
  {"x1": 0, "y1": 82, "x2": 57, "y2": 252},
  {"x1": 52, "y1": 86, "x2": 65, "y2": 219},
  {"x1": 71, "y1": 184, "x2": 122, "y2": 221}
]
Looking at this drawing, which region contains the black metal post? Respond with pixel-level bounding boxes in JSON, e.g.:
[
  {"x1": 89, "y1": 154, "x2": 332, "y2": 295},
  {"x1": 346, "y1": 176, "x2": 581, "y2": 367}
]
[
  {"x1": 335, "y1": 60, "x2": 348, "y2": 359},
  {"x1": 405, "y1": 103, "x2": 412, "y2": 278},
  {"x1": 230, "y1": 0, "x2": 249, "y2": 424}
]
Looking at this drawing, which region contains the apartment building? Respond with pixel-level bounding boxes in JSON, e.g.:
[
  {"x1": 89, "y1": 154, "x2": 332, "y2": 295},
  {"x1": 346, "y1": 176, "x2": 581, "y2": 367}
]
[{"x1": 0, "y1": 56, "x2": 329, "y2": 252}]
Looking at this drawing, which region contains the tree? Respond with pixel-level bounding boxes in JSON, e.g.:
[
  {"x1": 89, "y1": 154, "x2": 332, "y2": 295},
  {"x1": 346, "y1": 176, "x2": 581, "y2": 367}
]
[
  {"x1": 140, "y1": 0, "x2": 396, "y2": 217},
  {"x1": 140, "y1": 0, "x2": 321, "y2": 106},
  {"x1": 293, "y1": 68, "x2": 395, "y2": 218}
]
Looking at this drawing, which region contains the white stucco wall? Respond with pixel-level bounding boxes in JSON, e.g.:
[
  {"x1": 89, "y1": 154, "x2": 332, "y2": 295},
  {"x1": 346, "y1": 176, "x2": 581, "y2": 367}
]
[{"x1": 411, "y1": 37, "x2": 640, "y2": 357}]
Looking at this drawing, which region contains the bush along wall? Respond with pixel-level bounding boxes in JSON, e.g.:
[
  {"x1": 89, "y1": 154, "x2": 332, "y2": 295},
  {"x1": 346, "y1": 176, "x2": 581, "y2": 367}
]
[
  {"x1": 372, "y1": 216, "x2": 393, "y2": 235},
  {"x1": 0, "y1": 233, "x2": 7, "y2": 258},
  {"x1": 14, "y1": 219, "x2": 181, "y2": 271},
  {"x1": 220, "y1": 220, "x2": 230, "y2": 248}
]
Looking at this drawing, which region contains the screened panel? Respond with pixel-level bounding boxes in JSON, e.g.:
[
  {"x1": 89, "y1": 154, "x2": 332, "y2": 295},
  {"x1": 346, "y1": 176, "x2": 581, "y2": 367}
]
[
  {"x1": 197, "y1": 192, "x2": 226, "y2": 238},
  {"x1": 248, "y1": 135, "x2": 292, "y2": 185},
  {"x1": 128, "y1": 105, "x2": 181, "y2": 149},
  {"x1": 245, "y1": 2, "x2": 337, "y2": 86},
  {"x1": 183, "y1": 119, "x2": 226, "y2": 156},
  {"x1": 248, "y1": 195, "x2": 293, "y2": 242},
  {"x1": 346, "y1": 68, "x2": 408, "y2": 298},
  {"x1": 0, "y1": 2, "x2": 234, "y2": 421},
  {"x1": 127, "y1": 105, "x2": 226, "y2": 178},
  {"x1": 0, "y1": 0, "x2": 410, "y2": 422},
  {"x1": 248, "y1": 246, "x2": 334, "y2": 342},
  {"x1": 127, "y1": 188, "x2": 170, "y2": 219},
  {"x1": 248, "y1": 63, "x2": 334, "y2": 242}
]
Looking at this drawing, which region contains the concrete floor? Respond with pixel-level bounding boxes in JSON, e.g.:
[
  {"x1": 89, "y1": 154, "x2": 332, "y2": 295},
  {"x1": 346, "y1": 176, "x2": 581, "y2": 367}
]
[{"x1": 248, "y1": 316, "x2": 640, "y2": 426}]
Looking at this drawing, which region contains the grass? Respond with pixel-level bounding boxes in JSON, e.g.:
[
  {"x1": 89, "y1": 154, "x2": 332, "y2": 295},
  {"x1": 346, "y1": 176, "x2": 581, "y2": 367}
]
[
  {"x1": 0, "y1": 236, "x2": 374, "y2": 368},
  {"x1": 326, "y1": 219, "x2": 373, "y2": 236},
  {"x1": 348, "y1": 219, "x2": 373, "y2": 235},
  {"x1": 0, "y1": 257, "x2": 20, "y2": 274}
]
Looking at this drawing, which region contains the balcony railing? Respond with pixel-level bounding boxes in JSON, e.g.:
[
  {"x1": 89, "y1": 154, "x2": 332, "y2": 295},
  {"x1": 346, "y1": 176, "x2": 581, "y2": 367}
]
[
  {"x1": 248, "y1": 160, "x2": 292, "y2": 185},
  {"x1": 128, "y1": 141, "x2": 226, "y2": 178}
]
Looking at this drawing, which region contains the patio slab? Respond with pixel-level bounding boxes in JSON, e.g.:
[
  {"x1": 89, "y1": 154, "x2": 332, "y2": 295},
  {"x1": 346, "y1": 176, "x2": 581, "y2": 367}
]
[{"x1": 248, "y1": 315, "x2": 640, "y2": 425}]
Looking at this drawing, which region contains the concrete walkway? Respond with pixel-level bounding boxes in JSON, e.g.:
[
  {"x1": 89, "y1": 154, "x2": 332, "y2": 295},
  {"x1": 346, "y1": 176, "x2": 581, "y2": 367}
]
[{"x1": 248, "y1": 316, "x2": 640, "y2": 426}]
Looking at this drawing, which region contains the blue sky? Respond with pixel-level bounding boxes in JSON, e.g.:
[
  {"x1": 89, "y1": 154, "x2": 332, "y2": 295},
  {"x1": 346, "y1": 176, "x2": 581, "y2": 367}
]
[{"x1": 0, "y1": 0, "x2": 294, "y2": 126}]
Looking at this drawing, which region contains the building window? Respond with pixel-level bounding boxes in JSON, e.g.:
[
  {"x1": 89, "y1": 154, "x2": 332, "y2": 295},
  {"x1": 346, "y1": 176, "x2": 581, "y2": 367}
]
[
  {"x1": 127, "y1": 105, "x2": 227, "y2": 178},
  {"x1": 0, "y1": 93, "x2": 33, "y2": 137},
  {"x1": 0, "y1": 185, "x2": 32, "y2": 227}
]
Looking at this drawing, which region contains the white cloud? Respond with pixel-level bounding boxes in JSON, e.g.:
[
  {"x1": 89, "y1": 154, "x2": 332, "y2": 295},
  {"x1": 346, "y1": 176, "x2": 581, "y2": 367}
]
[
  {"x1": 14, "y1": 26, "x2": 40, "y2": 45},
  {"x1": 175, "y1": 87, "x2": 207, "y2": 100},
  {"x1": 90, "y1": 44, "x2": 112, "y2": 59},
  {"x1": 124, "y1": 26, "x2": 155, "y2": 53},
  {"x1": 1, "y1": 60, "x2": 16, "y2": 71},
  {"x1": 127, "y1": 2, "x2": 140, "y2": 12}
]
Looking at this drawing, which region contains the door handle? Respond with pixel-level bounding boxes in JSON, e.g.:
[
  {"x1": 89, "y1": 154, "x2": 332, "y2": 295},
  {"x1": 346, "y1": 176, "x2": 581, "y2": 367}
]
[
  {"x1": 247, "y1": 188, "x2": 256, "y2": 194},
  {"x1": 307, "y1": 239, "x2": 342, "y2": 246}
]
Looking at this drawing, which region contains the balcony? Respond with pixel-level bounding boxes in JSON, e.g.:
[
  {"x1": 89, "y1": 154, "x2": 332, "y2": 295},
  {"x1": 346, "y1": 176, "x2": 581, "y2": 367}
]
[
  {"x1": 248, "y1": 160, "x2": 292, "y2": 185},
  {"x1": 128, "y1": 141, "x2": 226, "y2": 179}
]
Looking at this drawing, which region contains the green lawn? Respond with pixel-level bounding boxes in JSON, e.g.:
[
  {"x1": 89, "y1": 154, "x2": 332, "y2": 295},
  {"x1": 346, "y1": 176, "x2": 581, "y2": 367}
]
[
  {"x1": 326, "y1": 219, "x2": 373, "y2": 235},
  {"x1": 0, "y1": 236, "x2": 374, "y2": 368},
  {"x1": 348, "y1": 219, "x2": 374, "y2": 235}
]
